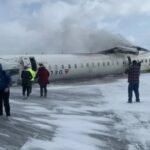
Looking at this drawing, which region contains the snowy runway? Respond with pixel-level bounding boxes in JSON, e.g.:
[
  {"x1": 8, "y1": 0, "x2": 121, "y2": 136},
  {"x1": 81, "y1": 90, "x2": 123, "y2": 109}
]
[{"x1": 0, "y1": 74, "x2": 150, "y2": 150}]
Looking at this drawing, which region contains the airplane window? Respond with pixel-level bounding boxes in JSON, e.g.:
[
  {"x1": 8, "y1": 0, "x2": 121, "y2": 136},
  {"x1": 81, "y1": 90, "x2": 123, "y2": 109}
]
[
  {"x1": 97, "y1": 62, "x2": 100, "y2": 66},
  {"x1": 86, "y1": 63, "x2": 89, "y2": 67},
  {"x1": 59, "y1": 70, "x2": 63, "y2": 74},
  {"x1": 68, "y1": 64, "x2": 71, "y2": 69},
  {"x1": 103, "y1": 62, "x2": 105, "y2": 66},
  {"x1": 55, "y1": 65, "x2": 58, "y2": 70},
  {"x1": 81, "y1": 64, "x2": 84, "y2": 68},
  {"x1": 49, "y1": 65, "x2": 51, "y2": 70},
  {"x1": 92, "y1": 62, "x2": 94, "y2": 67},
  {"x1": 55, "y1": 70, "x2": 58, "y2": 75},
  {"x1": 61, "y1": 65, "x2": 64, "y2": 69},
  {"x1": 145, "y1": 59, "x2": 147, "y2": 63},
  {"x1": 123, "y1": 61, "x2": 126, "y2": 65},
  {"x1": 107, "y1": 62, "x2": 110, "y2": 66},
  {"x1": 117, "y1": 61, "x2": 119, "y2": 65},
  {"x1": 74, "y1": 64, "x2": 77, "y2": 68},
  {"x1": 20, "y1": 60, "x2": 24, "y2": 65},
  {"x1": 6, "y1": 69, "x2": 19, "y2": 76}
]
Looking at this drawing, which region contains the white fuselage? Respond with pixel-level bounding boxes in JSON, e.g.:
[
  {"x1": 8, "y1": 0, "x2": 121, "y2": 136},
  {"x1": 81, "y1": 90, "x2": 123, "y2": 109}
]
[
  {"x1": 35, "y1": 53, "x2": 127, "y2": 80},
  {"x1": 0, "y1": 52, "x2": 150, "y2": 82}
]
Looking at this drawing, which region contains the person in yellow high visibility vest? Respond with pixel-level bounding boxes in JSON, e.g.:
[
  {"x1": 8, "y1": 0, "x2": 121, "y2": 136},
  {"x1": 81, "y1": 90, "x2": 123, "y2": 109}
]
[{"x1": 27, "y1": 67, "x2": 36, "y2": 94}]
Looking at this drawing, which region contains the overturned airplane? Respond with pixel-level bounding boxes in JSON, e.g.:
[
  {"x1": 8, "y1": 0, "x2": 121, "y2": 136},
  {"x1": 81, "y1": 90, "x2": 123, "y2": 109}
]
[{"x1": 0, "y1": 45, "x2": 150, "y2": 83}]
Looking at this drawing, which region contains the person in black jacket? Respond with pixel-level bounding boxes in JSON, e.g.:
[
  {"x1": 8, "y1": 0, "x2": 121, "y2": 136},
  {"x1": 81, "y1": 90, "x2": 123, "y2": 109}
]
[
  {"x1": 0, "y1": 64, "x2": 11, "y2": 116},
  {"x1": 21, "y1": 66, "x2": 32, "y2": 99}
]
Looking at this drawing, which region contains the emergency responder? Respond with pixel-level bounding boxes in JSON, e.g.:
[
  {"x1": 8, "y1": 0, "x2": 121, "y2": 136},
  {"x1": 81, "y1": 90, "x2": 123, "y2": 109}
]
[
  {"x1": 0, "y1": 64, "x2": 11, "y2": 116},
  {"x1": 27, "y1": 67, "x2": 36, "y2": 94}
]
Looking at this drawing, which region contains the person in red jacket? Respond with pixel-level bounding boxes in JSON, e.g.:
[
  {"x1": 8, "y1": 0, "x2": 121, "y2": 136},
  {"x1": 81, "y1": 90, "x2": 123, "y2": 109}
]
[{"x1": 36, "y1": 63, "x2": 49, "y2": 97}]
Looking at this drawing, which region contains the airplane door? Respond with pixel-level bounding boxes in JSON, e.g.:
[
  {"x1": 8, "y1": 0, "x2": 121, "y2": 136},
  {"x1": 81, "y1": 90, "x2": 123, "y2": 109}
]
[
  {"x1": 19, "y1": 56, "x2": 37, "y2": 71},
  {"x1": 29, "y1": 57, "x2": 37, "y2": 71}
]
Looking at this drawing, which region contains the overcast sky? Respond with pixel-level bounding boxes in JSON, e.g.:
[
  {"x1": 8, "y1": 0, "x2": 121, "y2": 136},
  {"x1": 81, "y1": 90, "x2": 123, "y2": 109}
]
[{"x1": 0, "y1": 0, "x2": 150, "y2": 54}]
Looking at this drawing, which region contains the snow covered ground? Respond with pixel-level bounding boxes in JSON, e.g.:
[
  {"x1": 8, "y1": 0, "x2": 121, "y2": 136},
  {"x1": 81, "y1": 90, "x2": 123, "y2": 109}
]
[{"x1": 0, "y1": 73, "x2": 150, "y2": 150}]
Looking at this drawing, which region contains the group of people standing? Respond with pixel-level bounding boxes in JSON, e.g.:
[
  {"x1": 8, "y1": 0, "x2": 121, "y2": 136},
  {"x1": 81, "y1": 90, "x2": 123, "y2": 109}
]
[
  {"x1": 0, "y1": 63, "x2": 49, "y2": 117},
  {"x1": 0, "y1": 57, "x2": 142, "y2": 117},
  {"x1": 21, "y1": 63, "x2": 49, "y2": 98}
]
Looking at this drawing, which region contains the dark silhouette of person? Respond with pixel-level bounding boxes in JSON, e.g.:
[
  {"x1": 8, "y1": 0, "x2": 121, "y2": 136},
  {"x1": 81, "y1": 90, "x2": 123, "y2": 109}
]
[
  {"x1": 21, "y1": 66, "x2": 32, "y2": 99},
  {"x1": 126, "y1": 60, "x2": 141, "y2": 103},
  {"x1": 36, "y1": 63, "x2": 49, "y2": 97},
  {"x1": 0, "y1": 64, "x2": 11, "y2": 116}
]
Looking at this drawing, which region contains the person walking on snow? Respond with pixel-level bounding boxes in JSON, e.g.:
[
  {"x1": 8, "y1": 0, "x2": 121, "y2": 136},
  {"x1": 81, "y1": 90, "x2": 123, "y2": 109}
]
[
  {"x1": 36, "y1": 63, "x2": 49, "y2": 97},
  {"x1": 21, "y1": 66, "x2": 32, "y2": 99}
]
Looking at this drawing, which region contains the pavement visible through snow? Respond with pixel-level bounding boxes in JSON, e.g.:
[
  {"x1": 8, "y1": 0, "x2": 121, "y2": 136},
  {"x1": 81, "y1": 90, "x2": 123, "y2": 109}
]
[{"x1": 0, "y1": 74, "x2": 150, "y2": 150}]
